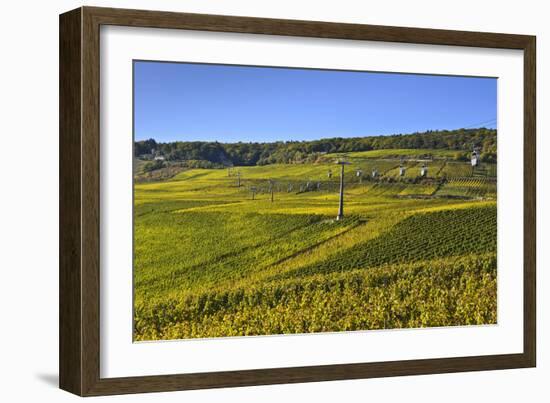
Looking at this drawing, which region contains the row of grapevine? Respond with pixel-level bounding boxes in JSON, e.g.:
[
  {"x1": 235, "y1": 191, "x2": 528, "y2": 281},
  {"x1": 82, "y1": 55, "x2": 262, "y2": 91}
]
[
  {"x1": 134, "y1": 253, "x2": 496, "y2": 340},
  {"x1": 134, "y1": 208, "x2": 360, "y2": 297},
  {"x1": 436, "y1": 178, "x2": 497, "y2": 199},
  {"x1": 279, "y1": 205, "x2": 496, "y2": 279}
]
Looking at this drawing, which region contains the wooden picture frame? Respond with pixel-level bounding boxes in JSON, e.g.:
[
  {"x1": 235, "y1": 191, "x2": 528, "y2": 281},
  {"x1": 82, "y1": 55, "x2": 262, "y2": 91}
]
[{"x1": 59, "y1": 6, "x2": 536, "y2": 396}]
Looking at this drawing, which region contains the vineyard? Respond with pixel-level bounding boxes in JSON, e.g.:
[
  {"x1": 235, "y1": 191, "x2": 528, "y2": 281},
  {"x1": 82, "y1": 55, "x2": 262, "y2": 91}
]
[
  {"x1": 278, "y1": 206, "x2": 496, "y2": 279},
  {"x1": 436, "y1": 178, "x2": 497, "y2": 199},
  {"x1": 135, "y1": 254, "x2": 496, "y2": 339},
  {"x1": 134, "y1": 151, "x2": 497, "y2": 340}
]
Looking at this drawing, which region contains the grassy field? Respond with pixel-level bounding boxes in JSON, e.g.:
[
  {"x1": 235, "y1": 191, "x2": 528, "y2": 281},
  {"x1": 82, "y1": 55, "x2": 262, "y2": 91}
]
[{"x1": 134, "y1": 155, "x2": 497, "y2": 340}]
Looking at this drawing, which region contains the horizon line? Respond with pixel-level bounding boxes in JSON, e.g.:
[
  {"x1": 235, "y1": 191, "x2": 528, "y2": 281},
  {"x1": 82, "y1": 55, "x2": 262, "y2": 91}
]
[{"x1": 135, "y1": 126, "x2": 497, "y2": 145}]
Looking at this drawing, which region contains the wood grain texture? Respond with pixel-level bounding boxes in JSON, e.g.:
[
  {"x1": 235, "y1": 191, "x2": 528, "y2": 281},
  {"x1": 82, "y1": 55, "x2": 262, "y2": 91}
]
[
  {"x1": 59, "y1": 7, "x2": 82, "y2": 396},
  {"x1": 85, "y1": 6, "x2": 532, "y2": 49},
  {"x1": 85, "y1": 354, "x2": 531, "y2": 396},
  {"x1": 59, "y1": 6, "x2": 537, "y2": 396},
  {"x1": 81, "y1": 6, "x2": 102, "y2": 396},
  {"x1": 523, "y1": 38, "x2": 537, "y2": 367}
]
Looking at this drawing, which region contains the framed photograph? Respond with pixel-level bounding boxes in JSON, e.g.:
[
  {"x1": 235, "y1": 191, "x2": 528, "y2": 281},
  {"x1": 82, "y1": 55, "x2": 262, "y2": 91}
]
[{"x1": 59, "y1": 6, "x2": 536, "y2": 396}]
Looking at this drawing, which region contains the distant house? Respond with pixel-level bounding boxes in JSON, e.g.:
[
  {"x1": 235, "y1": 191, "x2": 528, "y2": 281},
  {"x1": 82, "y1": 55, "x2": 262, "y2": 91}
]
[
  {"x1": 471, "y1": 149, "x2": 479, "y2": 167},
  {"x1": 420, "y1": 164, "x2": 428, "y2": 177},
  {"x1": 138, "y1": 152, "x2": 155, "y2": 160},
  {"x1": 154, "y1": 155, "x2": 165, "y2": 161}
]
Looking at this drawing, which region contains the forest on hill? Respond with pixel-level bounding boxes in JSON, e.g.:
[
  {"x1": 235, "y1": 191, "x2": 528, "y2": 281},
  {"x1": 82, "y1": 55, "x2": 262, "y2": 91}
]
[{"x1": 135, "y1": 128, "x2": 496, "y2": 167}]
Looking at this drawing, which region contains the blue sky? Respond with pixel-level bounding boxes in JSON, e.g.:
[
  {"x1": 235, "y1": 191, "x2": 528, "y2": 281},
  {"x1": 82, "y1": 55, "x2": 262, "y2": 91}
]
[{"x1": 134, "y1": 61, "x2": 497, "y2": 143}]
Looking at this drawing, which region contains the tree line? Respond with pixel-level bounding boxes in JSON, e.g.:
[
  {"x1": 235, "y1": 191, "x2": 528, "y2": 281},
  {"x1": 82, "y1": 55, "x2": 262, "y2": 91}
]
[{"x1": 135, "y1": 128, "x2": 496, "y2": 167}]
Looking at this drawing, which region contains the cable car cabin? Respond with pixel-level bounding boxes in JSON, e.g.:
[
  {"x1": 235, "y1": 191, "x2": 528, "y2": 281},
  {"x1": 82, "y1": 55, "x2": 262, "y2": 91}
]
[
  {"x1": 420, "y1": 165, "x2": 428, "y2": 177},
  {"x1": 471, "y1": 150, "x2": 480, "y2": 167},
  {"x1": 371, "y1": 168, "x2": 378, "y2": 178},
  {"x1": 356, "y1": 169, "x2": 363, "y2": 177},
  {"x1": 399, "y1": 166, "x2": 406, "y2": 176}
]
